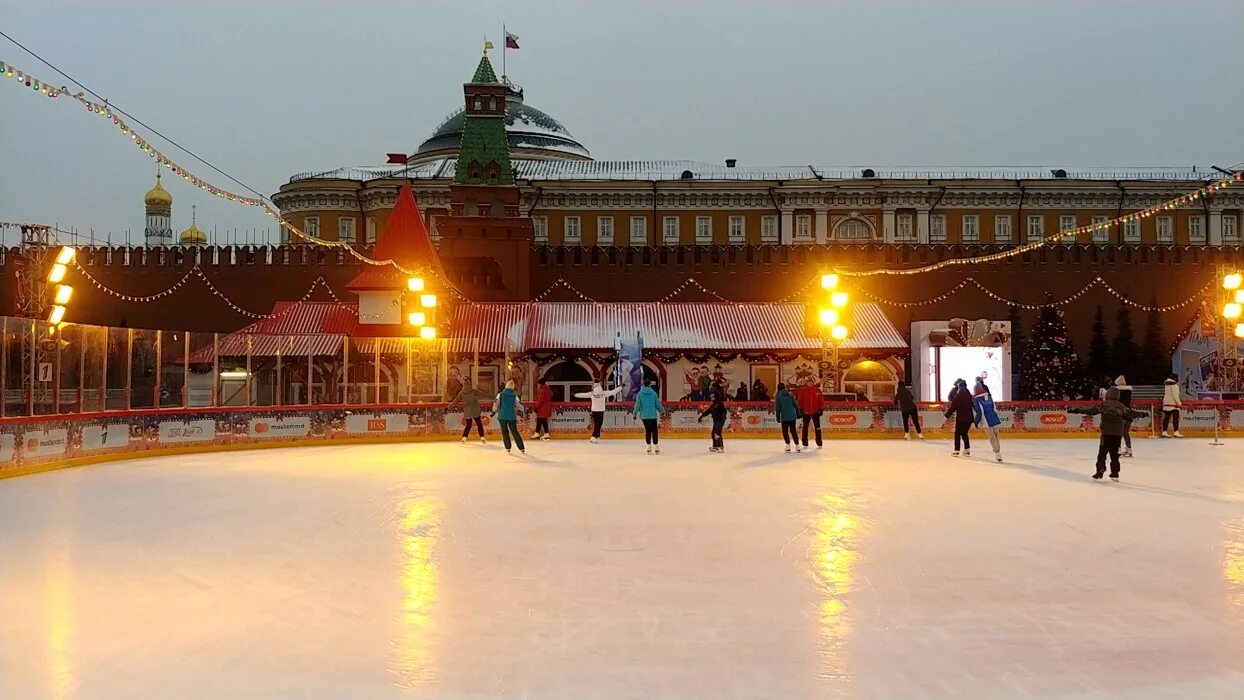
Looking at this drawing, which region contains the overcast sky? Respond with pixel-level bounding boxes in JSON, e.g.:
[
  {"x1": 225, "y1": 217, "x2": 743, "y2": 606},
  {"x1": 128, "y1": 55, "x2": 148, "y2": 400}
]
[{"x1": 2, "y1": 0, "x2": 1242, "y2": 245}]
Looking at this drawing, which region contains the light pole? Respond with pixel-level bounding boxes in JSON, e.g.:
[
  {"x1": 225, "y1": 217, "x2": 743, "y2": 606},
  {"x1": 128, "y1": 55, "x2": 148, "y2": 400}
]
[
  {"x1": 817, "y1": 273, "x2": 851, "y2": 395},
  {"x1": 1220, "y1": 268, "x2": 1243, "y2": 394}
]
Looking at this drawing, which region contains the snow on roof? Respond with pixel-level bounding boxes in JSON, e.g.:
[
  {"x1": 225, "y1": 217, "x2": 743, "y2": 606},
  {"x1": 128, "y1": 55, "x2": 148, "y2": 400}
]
[{"x1": 289, "y1": 160, "x2": 1221, "y2": 184}]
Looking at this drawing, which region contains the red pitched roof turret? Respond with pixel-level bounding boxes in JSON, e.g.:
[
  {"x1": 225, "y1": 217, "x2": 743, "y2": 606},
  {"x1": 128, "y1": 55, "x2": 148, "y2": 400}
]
[{"x1": 347, "y1": 181, "x2": 443, "y2": 291}]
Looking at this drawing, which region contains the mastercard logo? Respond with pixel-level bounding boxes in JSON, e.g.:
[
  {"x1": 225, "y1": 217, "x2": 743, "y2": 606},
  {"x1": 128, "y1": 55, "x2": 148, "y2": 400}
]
[
  {"x1": 254, "y1": 423, "x2": 270, "y2": 433},
  {"x1": 26, "y1": 438, "x2": 38, "y2": 453},
  {"x1": 828, "y1": 414, "x2": 858, "y2": 426},
  {"x1": 481, "y1": 416, "x2": 492, "y2": 426},
  {"x1": 1039, "y1": 413, "x2": 1068, "y2": 425},
  {"x1": 746, "y1": 415, "x2": 761, "y2": 425}
]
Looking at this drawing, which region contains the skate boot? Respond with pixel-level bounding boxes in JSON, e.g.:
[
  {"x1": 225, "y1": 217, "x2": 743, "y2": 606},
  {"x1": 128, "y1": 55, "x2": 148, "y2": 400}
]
[
  {"x1": 796, "y1": 445, "x2": 802, "y2": 453},
  {"x1": 963, "y1": 449, "x2": 971, "y2": 457},
  {"x1": 1163, "y1": 430, "x2": 1172, "y2": 438},
  {"x1": 654, "y1": 447, "x2": 660, "y2": 455},
  {"x1": 541, "y1": 435, "x2": 550, "y2": 441},
  {"x1": 1110, "y1": 474, "x2": 1119, "y2": 482},
  {"x1": 785, "y1": 445, "x2": 791, "y2": 453},
  {"x1": 520, "y1": 449, "x2": 526, "y2": 455},
  {"x1": 480, "y1": 437, "x2": 487, "y2": 444},
  {"x1": 1092, "y1": 470, "x2": 1104, "y2": 480},
  {"x1": 951, "y1": 451, "x2": 960, "y2": 457},
  {"x1": 461, "y1": 436, "x2": 468, "y2": 443},
  {"x1": 995, "y1": 453, "x2": 1003, "y2": 463},
  {"x1": 917, "y1": 433, "x2": 925, "y2": 440},
  {"x1": 1122, "y1": 448, "x2": 1133, "y2": 458},
  {"x1": 1173, "y1": 431, "x2": 1184, "y2": 438},
  {"x1": 646, "y1": 445, "x2": 653, "y2": 454},
  {"x1": 531, "y1": 432, "x2": 539, "y2": 439},
  {"x1": 506, "y1": 448, "x2": 512, "y2": 454},
  {"x1": 904, "y1": 432, "x2": 911, "y2": 441},
  {"x1": 817, "y1": 444, "x2": 823, "y2": 449}
]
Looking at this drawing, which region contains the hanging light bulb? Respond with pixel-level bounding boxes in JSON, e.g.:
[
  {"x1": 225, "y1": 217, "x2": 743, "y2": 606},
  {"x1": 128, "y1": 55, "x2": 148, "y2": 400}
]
[
  {"x1": 419, "y1": 326, "x2": 437, "y2": 340},
  {"x1": 830, "y1": 325, "x2": 849, "y2": 341}
]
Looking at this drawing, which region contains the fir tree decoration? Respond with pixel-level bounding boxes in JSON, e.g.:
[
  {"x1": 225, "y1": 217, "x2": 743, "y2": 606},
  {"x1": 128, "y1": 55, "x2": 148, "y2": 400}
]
[
  {"x1": 1111, "y1": 306, "x2": 1139, "y2": 378},
  {"x1": 1021, "y1": 302, "x2": 1086, "y2": 399},
  {"x1": 1086, "y1": 304, "x2": 1112, "y2": 385},
  {"x1": 1138, "y1": 295, "x2": 1168, "y2": 383}
]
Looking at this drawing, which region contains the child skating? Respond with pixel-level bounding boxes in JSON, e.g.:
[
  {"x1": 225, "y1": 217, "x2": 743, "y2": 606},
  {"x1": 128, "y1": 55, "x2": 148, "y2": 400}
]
[
  {"x1": 945, "y1": 378, "x2": 974, "y2": 456},
  {"x1": 698, "y1": 380, "x2": 728, "y2": 453},
  {"x1": 774, "y1": 382, "x2": 801, "y2": 453},
  {"x1": 633, "y1": 380, "x2": 664, "y2": 454},
  {"x1": 532, "y1": 378, "x2": 553, "y2": 440},
  {"x1": 1069, "y1": 388, "x2": 1147, "y2": 481},
  {"x1": 971, "y1": 378, "x2": 1003, "y2": 462}
]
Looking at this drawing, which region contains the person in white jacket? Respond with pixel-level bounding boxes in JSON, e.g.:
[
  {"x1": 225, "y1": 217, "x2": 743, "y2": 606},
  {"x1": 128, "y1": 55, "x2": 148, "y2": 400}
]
[
  {"x1": 575, "y1": 382, "x2": 622, "y2": 443},
  {"x1": 1161, "y1": 375, "x2": 1183, "y2": 438}
]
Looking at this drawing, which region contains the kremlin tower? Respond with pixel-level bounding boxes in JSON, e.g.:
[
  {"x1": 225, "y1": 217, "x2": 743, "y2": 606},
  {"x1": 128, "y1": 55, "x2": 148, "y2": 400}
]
[
  {"x1": 143, "y1": 172, "x2": 174, "y2": 246},
  {"x1": 179, "y1": 204, "x2": 208, "y2": 246}
]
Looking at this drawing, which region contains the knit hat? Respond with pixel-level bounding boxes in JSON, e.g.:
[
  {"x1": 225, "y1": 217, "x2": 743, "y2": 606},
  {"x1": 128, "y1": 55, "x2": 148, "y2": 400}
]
[
  {"x1": 1114, "y1": 375, "x2": 1127, "y2": 386},
  {"x1": 972, "y1": 384, "x2": 988, "y2": 396}
]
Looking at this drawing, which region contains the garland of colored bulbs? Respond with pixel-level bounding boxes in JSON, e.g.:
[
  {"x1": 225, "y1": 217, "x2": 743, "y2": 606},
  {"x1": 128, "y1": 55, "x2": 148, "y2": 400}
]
[
  {"x1": 839, "y1": 172, "x2": 1243, "y2": 277},
  {"x1": 856, "y1": 276, "x2": 1214, "y2": 312},
  {"x1": 0, "y1": 57, "x2": 469, "y2": 300}
]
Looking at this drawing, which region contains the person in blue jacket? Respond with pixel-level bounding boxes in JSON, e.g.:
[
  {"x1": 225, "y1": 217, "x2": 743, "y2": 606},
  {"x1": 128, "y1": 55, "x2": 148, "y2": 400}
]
[
  {"x1": 633, "y1": 381, "x2": 665, "y2": 454},
  {"x1": 774, "y1": 382, "x2": 801, "y2": 453},
  {"x1": 972, "y1": 378, "x2": 1003, "y2": 462},
  {"x1": 491, "y1": 380, "x2": 525, "y2": 454}
]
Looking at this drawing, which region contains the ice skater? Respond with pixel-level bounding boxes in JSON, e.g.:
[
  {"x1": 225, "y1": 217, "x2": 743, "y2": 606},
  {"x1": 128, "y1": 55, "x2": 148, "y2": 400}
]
[
  {"x1": 945, "y1": 378, "x2": 974, "y2": 456},
  {"x1": 971, "y1": 378, "x2": 1003, "y2": 462},
  {"x1": 492, "y1": 380, "x2": 526, "y2": 454},
  {"x1": 575, "y1": 382, "x2": 623, "y2": 443},
  {"x1": 1113, "y1": 375, "x2": 1135, "y2": 456},
  {"x1": 448, "y1": 378, "x2": 488, "y2": 444},
  {"x1": 1161, "y1": 374, "x2": 1183, "y2": 438},
  {"x1": 796, "y1": 378, "x2": 824, "y2": 450},
  {"x1": 699, "y1": 380, "x2": 728, "y2": 453},
  {"x1": 895, "y1": 381, "x2": 923, "y2": 440},
  {"x1": 774, "y1": 382, "x2": 801, "y2": 453},
  {"x1": 532, "y1": 378, "x2": 553, "y2": 440},
  {"x1": 1069, "y1": 387, "x2": 1148, "y2": 481},
  {"x1": 633, "y1": 380, "x2": 664, "y2": 454}
]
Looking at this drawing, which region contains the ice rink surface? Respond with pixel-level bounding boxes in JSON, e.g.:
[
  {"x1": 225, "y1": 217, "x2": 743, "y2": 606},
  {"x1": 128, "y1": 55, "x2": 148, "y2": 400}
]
[{"x1": 1, "y1": 436, "x2": 1243, "y2": 699}]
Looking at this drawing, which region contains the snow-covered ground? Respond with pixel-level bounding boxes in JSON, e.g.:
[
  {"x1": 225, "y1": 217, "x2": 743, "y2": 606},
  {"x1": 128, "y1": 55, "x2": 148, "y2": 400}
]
[{"x1": 1, "y1": 437, "x2": 1242, "y2": 699}]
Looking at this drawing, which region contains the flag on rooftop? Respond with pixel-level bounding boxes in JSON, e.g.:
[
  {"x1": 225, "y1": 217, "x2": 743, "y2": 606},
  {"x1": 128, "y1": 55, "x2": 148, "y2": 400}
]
[{"x1": 505, "y1": 31, "x2": 519, "y2": 49}]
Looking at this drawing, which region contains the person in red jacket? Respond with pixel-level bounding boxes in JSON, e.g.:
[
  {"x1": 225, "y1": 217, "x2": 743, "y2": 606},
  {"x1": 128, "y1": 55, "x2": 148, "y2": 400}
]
[
  {"x1": 532, "y1": 378, "x2": 554, "y2": 440},
  {"x1": 796, "y1": 379, "x2": 825, "y2": 449}
]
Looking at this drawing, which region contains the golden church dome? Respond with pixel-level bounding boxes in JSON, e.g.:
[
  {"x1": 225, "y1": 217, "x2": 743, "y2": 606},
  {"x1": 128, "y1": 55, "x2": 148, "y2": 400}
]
[
  {"x1": 144, "y1": 172, "x2": 173, "y2": 206},
  {"x1": 179, "y1": 206, "x2": 207, "y2": 245}
]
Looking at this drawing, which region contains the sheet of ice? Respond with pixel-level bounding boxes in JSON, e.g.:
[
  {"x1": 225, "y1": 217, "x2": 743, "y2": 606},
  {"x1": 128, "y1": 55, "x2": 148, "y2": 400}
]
[{"x1": 1, "y1": 438, "x2": 1242, "y2": 699}]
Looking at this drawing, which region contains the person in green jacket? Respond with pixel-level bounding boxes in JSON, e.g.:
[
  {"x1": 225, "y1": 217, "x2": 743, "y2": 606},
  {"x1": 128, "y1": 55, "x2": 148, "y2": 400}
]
[
  {"x1": 448, "y1": 379, "x2": 488, "y2": 444},
  {"x1": 491, "y1": 380, "x2": 526, "y2": 454},
  {"x1": 774, "y1": 383, "x2": 801, "y2": 453},
  {"x1": 633, "y1": 381, "x2": 665, "y2": 454}
]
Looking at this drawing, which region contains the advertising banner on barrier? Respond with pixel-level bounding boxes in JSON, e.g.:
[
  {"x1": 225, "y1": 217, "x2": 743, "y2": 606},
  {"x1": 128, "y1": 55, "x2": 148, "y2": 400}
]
[
  {"x1": 1023, "y1": 410, "x2": 1078, "y2": 431},
  {"x1": 344, "y1": 413, "x2": 410, "y2": 435},
  {"x1": 159, "y1": 419, "x2": 216, "y2": 443},
  {"x1": 1180, "y1": 408, "x2": 1220, "y2": 429},
  {"x1": 919, "y1": 410, "x2": 950, "y2": 431},
  {"x1": 22, "y1": 428, "x2": 69, "y2": 458},
  {"x1": 668, "y1": 409, "x2": 703, "y2": 431},
  {"x1": 0, "y1": 433, "x2": 14, "y2": 462},
  {"x1": 823, "y1": 411, "x2": 874, "y2": 430},
  {"x1": 248, "y1": 416, "x2": 311, "y2": 439},
  {"x1": 81, "y1": 424, "x2": 131, "y2": 451},
  {"x1": 1232, "y1": 410, "x2": 1244, "y2": 431},
  {"x1": 739, "y1": 409, "x2": 778, "y2": 431},
  {"x1": 548, "y1": 408, "x2": 590, "y2": 433}
]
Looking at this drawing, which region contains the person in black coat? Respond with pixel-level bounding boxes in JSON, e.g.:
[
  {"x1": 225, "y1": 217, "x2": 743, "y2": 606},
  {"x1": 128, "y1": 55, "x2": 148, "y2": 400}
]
[
  {"x1": 894, "y1": 382, "x2": 922, "y2": 440},
  {"x1": 1070, "y1": 387, "x2": 1148, "y2": 481},
  {"x1": 944, "y1": 378, "x2": 974, "y2": 456},
  {"x1": 699, "y1": 381, "x2": 729, "y2": 452},
  {"x1": 734, "y1": 381, "x2": 750, "y2": 402}
]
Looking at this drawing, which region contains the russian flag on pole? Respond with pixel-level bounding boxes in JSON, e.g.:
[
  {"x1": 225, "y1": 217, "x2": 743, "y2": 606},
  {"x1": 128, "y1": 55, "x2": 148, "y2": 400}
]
[{"x1": 504, "y1": 31, "x2": 520, "y2": 49}]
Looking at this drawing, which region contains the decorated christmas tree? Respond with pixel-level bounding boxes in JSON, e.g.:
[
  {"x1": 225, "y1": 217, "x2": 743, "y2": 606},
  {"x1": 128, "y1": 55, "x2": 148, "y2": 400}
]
[
  {"x1": 1007, "y1": 305, "x2": 1027, "y2": 398},
  {"x1": 1086, "y1": 305, "x2": 1112, "y2": 384},
  {"x1": 1021, "y1": 302, "x2": 1085, "y2": 399}
]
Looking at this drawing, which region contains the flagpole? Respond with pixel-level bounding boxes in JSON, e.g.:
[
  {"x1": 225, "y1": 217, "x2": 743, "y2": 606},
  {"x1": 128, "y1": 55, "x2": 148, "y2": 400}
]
[{"x1": 502, "y1": 23, "x2": 506, "y2": 81}]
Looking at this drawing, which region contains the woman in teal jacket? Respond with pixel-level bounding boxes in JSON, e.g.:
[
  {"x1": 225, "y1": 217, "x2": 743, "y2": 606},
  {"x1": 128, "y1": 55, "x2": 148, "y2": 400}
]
[
  {"x1": 492, "y1": 381, "x2": 525, "y2": 454},
  {"x1": 633, "y1": 382, "x2": 664, "y2": 454},
  {"x1": 774, "y1": 383, "x2": 801, "y2": 452}
]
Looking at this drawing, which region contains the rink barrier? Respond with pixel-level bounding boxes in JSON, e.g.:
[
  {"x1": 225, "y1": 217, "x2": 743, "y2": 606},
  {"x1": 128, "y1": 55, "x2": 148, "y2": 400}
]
[{"x1": 1, "y1": 400, "x2": 1241, "y2": 478}]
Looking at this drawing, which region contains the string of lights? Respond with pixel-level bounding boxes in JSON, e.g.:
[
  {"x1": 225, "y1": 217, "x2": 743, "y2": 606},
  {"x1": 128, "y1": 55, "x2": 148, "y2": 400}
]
[
  {"x1": 838, "y1": 171, "x2": 1243, "y2": 277},
  {"x1": 856, "y1": 275, "x2": 1214, "y2": 312}
]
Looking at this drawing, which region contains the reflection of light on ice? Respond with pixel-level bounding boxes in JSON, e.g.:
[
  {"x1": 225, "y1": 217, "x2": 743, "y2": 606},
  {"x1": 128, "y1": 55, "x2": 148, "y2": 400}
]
[
  {"x1": 1225, "y1": 517, "x2": 1244, "y2": 618},
  {"x1": 393, "y1": 498, "x2": 439, "y2": 688},
  {"x1": 44, "y1": 549, "x2": 75, "y2": 700},
  {"x1": 810, "y1": 496, "x2": 861, "y2": 683}
]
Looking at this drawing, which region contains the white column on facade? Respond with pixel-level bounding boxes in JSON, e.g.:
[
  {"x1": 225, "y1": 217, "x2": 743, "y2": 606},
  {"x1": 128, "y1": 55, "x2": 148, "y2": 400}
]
[
  {"x1": 916, "y1": 210, "x2": 931, "y2": 244},
  {"x1": 780, "y1": 211, "x2": 794, "y2": 245},
  {"x1": 882, "y1": 209, "x2": 896, "y2": 243},
  {"x1": 1209, "y1": 209, "x2": 1223, "y2": 245},
  {"x1": 814, "y1": 209, "x2": 829, "y2": 244}
]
